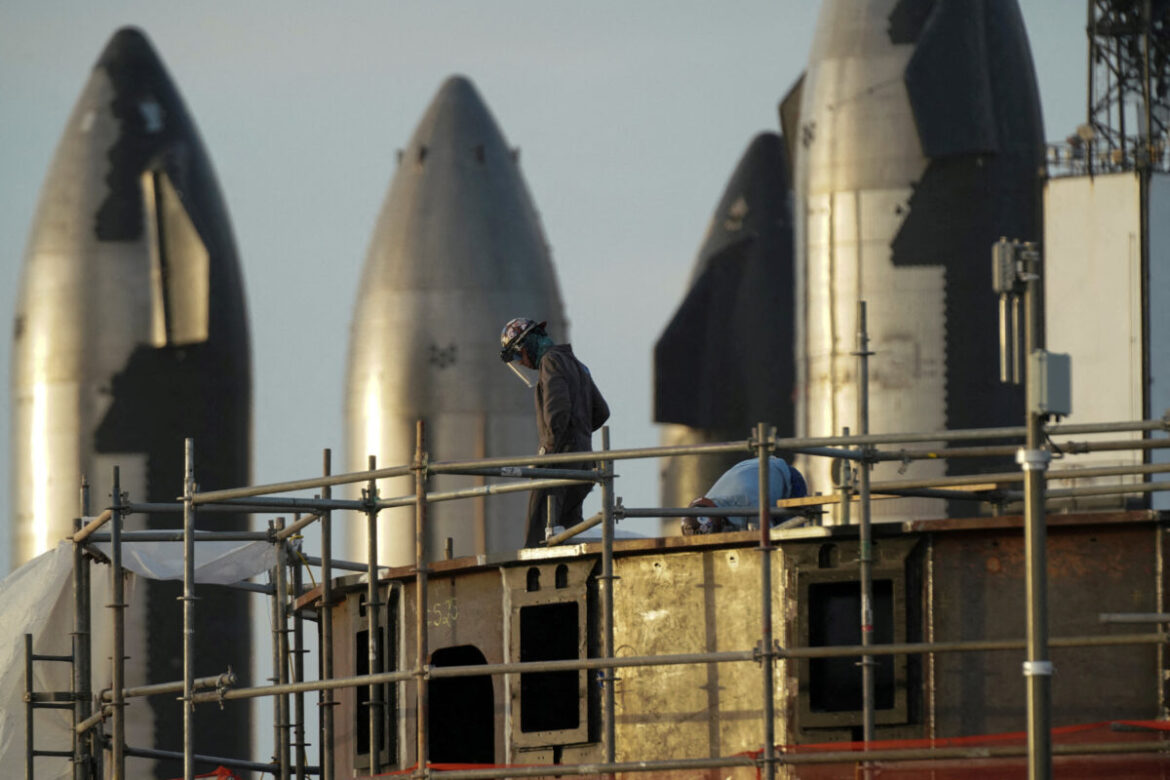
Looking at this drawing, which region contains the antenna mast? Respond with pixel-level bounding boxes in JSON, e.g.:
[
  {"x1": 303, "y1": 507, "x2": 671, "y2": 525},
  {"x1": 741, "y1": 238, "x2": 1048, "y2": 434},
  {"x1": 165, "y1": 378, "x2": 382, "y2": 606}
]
[{"x1": 1086, "y1": 0, "x2": 1170, "y2": 171}]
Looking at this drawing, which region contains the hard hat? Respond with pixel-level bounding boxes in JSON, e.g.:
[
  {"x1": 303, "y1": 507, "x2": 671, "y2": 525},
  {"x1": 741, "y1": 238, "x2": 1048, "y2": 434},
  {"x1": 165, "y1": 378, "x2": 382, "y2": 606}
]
[{"x1": 499, "y1": 318, "x2": 545, "y2": 362}]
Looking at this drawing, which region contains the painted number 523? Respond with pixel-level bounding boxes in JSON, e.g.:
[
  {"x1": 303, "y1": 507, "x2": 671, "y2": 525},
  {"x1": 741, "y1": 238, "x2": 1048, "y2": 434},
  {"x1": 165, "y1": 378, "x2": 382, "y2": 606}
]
[{"x1": 429, "y1": 598, "x2": 458, "y2": 627}]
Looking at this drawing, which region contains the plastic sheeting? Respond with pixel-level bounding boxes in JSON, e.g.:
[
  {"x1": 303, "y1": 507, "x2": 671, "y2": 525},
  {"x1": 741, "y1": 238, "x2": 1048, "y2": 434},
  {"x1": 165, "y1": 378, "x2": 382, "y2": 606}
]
[
  {"x1": 95, "y1": 539, "x2": 275, "y2": 585},
  {"x1": 0, "y1": 538, "x2": 277, "y2": 778},
  {"x1": 0, "y1": 543, "x2": 77, "y2": 780}
]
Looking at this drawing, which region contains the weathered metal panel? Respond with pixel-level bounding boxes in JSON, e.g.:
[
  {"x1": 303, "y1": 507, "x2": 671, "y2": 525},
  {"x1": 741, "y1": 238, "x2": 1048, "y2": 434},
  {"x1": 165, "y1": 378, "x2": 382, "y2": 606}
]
[
  {"x1": 399, "y1": 569, "x2": 507, "y2": 767},
  {"x1": 931, "y1": 523, "x2": 1160, "y2": 736},
  {"x1": 330, "y1": 515, "x2": 1167, "y2": 777},
  {"x1": 784, "y1": 536, "x2": 920, "y2": 740},
  {"x1": 610, "y1": 547, "x2": 788, "y2": 762},
  {"x1": 332, "y1": 592, "x2": 358, "y2": 779}
]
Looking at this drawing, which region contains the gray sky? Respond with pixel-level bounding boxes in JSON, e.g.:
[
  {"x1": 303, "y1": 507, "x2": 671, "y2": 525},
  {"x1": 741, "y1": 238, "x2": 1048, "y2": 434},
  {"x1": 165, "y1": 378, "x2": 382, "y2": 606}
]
[{"x1": 0, "y1": 1, "x2": 1085, "y2": 573}]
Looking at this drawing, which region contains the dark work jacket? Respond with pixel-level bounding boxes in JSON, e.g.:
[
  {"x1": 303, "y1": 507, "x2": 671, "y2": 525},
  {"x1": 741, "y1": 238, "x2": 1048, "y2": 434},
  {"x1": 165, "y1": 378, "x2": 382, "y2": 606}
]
[{"x1": 534, "y1": 344, "x2": 609, "y2": 455}]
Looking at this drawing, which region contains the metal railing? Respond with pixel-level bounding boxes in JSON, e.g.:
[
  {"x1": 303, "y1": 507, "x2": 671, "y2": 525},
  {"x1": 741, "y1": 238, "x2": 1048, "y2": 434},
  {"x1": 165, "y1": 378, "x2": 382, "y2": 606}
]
[{"x1": 23, "y1": 334, "x2": 1170, "y2": 780}]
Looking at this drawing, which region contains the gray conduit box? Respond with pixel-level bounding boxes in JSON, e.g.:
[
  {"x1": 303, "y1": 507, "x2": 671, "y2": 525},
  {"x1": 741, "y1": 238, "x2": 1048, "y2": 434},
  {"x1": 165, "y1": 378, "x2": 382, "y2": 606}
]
[{"x1": 1029, "y1": 350, "x2": 1072, "y2": 417}]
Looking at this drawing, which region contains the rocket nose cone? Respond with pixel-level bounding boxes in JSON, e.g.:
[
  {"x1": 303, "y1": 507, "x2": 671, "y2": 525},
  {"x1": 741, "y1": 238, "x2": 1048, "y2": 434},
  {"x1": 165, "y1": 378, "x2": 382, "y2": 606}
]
[
  {"x1": 97, "y1": 26, "x2": 164, "y2": 71},
  {"x1": 748, "y1": 131, "x2": 781, "y2": 150},
  {"x1": 426, "y1": 75, "x2": 494, "y2": 125},
  {"x1": 437, "y1": 74, "x2": 479, "y2": 96},
  {"x1": 741, "y1": 132, "x2": 785, "y2": 168},
  {"x1": 402, "y1": 73, "x2": 511, "y2": 170}
]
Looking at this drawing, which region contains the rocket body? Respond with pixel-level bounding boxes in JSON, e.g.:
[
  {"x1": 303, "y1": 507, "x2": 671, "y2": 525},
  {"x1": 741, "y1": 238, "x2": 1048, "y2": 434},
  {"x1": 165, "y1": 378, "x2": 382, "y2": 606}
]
[
  {"x1": 345, "y1": 76, "x2": 565, "y2": 566},
  {"x1": 790, "y1": 0, "x2": 1043, "y2": 518},
  {"x1": 10, "y1": 28, "x2": 252, "y2": 775},
  {"x1": 655, "y1": 133, "x2": 796, "y2": 515}
]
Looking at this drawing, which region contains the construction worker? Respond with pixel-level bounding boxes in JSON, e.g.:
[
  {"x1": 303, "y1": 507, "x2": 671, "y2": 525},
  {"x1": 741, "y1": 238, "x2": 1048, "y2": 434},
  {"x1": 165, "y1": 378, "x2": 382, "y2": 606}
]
[
  {"x1": 682, "y1": 456, "x2": 807, "y2": 535},
  {"x1": 499, "y1": 318, "x2": 610, "y2": 546}
]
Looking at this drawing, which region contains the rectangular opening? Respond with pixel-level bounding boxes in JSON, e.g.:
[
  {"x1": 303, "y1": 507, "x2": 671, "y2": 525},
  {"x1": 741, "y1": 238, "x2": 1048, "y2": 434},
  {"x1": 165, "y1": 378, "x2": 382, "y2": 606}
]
[
  {"x1": 519, "y1": 602, "x2": 580, "y2": 733},
  {"x1": 354, "y1": 628, "x2": 384, "y2": 756},
  {"x1": 354, "y1": 588, "x2": 398, "y2": 767},
  {"x1": 808, "y1": 579, "x2": 895, "y2": 712}
]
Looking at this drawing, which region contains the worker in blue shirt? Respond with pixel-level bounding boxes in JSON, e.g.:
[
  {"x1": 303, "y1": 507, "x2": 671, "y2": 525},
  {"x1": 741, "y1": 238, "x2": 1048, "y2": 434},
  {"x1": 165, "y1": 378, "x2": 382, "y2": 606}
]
[{"x1": 681, "y1": 456, "x2": 807, "y2": 535}]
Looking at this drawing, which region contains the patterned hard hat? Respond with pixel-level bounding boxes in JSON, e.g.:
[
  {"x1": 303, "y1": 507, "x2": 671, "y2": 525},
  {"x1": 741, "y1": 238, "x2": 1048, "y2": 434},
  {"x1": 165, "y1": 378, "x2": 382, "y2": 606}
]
[{"x1": 499, "y1": 317, "x2": 545, "y2": 362}]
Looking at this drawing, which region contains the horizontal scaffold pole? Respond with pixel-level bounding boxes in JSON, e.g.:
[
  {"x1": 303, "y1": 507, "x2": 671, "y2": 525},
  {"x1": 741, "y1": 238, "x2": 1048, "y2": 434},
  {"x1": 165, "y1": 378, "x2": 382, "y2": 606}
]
[{"x1": 186, "y1": 633, "x2": 1165, "y2": 705}]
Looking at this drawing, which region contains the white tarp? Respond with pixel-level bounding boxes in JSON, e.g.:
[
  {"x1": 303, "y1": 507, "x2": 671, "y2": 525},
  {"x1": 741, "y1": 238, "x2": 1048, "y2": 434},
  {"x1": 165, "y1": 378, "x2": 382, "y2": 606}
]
[
  {"x1": 0, "y1": 543, "x2": 77, "y2": 780},
  {"x1": 0, "y1": 538, "x2": 277, "y2": 778},
  {"x1": 95, "y1": 539, "x2": 275, "y2": 585}
]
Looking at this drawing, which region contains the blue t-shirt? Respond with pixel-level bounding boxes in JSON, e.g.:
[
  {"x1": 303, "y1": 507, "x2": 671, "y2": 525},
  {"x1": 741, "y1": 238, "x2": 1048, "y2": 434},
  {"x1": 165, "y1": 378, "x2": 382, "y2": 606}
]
[{"x1": 704, "y1": 457, "x2": 807, "y2": 530}]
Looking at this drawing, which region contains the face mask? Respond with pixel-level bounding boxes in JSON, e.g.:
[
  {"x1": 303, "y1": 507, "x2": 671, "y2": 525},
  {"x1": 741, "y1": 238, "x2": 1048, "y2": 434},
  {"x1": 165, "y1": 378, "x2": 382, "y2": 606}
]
[{"x1": 506, "y1": 360, "x2": 537, "y2": 388}]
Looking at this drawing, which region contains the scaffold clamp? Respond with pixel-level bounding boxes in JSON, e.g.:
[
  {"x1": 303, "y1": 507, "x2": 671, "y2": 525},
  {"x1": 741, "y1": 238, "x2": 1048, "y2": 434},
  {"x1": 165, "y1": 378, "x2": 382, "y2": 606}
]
[
  {"x1": 1016, "y1": 448, "x2": 1051, "y2": 472},
  {"x1": 1023, "y1": 660, "x2": 1054, "y2": 677}
]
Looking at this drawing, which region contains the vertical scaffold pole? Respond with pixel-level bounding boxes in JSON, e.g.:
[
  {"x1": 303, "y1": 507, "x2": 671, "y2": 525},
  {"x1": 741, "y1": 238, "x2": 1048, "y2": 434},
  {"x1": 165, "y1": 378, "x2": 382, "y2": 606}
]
[
  {"x1": 73, "y1": 480, "x2": 93, "y2": 780},
  {"x1": 270, "y1": 520, "x2": 283, "y2": 776},
  {"x1": 837, "y1": 427, "x2": 852, "y2": 527},
  {"x1": 182, "y1": 440, "x2": 196, "y2": 780},
  {"x1": 292, "y1": 542, "x2": 307, "y2": 780},
  {"x1": 25, "y1": 633, "x2": 34, "y2": 780},
  {"x1": 273, "y1": 518, "x2": 291, "y2": 780},
  {"x1": 320, "y1": 450, "x2": 335, "y2": 780},
  {"x1": 856, "y1": 301, "x2": 876, "y2": 748},
  {"x1": 111, "y1": 466, "x2": 126, "y2": 779},
  {"x1": 599, "y1": 427, "x2": 616, "y2": 773},
  {"x1": 756, "y1": 422, "x2": 776, "y2": 780},
  {"x1": 1021, "y1": 247, "x2": 1052, "y2": 780},
  {"x1": 414, "y1": 421, "x2": 430, "y2": 778},
  {"x1": 365, "y1": 456, "x2": 382, "y2": 775}
]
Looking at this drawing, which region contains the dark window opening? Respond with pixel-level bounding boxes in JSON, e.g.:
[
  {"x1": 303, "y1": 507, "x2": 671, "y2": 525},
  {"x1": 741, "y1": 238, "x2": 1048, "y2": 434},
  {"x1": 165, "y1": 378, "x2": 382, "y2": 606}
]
[
  {"x1": 519, "y1": 602, "x2": 579, "y2": 732},
  {"x1": 809, "y1": 580, "x2": 895, "y2": 712},
  {"x1": 527, "y1": 567, "x2": 541, "y2": 592},
  {"x1": 430, "y1": 645, "x2": 494, "y2": 765},
  {"x1": 555, "y1": 564, "x2": 569, "y2": 589},
  {"x1": 355, "y1": 588, "x2": 398, "y2": 767},
  {"x1": 818, "y1": 544, "x2": 838, "y2": 569},
  {"x1": 355, "y1": 628, "x2": 384, "y2": 756}
]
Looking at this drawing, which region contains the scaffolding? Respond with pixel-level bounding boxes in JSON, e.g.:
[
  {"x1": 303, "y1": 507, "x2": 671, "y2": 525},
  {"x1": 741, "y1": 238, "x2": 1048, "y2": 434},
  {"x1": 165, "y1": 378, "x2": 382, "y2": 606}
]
[{"x1": 21, "y1": 310, "x2": 1170, "y2": 780}]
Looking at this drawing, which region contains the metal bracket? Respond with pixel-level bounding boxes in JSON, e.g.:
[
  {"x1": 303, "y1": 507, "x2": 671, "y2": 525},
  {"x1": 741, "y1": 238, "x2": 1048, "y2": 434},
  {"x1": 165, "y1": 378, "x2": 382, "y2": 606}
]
[
  {"x1": 897, "y1": 452, "x2": 912, "y2": 475},
  {"x1": 1016, "y1": 448, "x2": 1052, "y2": 472},
  {"x1": 831, "y1": 458, "x2": 855, "y2": 490},
  {"x1": 748, "y1": 424, "x2": 778, "y2": 453},
  {"x1": 1022, "y1": 660, "x2": 1054, "y2": 677},
  {"x1": 753, "y1": 640, "x2": 783, "y2": 665},
  {"x1": 412, "y1": 453, "x2": 431, "y2": 480}
]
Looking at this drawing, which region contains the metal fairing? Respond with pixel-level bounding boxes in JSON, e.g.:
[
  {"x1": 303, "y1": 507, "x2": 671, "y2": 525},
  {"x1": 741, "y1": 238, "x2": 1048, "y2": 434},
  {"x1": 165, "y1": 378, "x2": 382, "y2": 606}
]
[
  {"x1": 654, "y1": 134, "x2": 797, "y2": 513},
  {"x1": 345, "y1": 76, "x2": 566, "y2": 566},
  {"x1": 10, "y1": 28, "x2": 251, "y2": 777},
  {"x1": 793, "y1": 0, "x2": 1042, "y2": 520}
]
